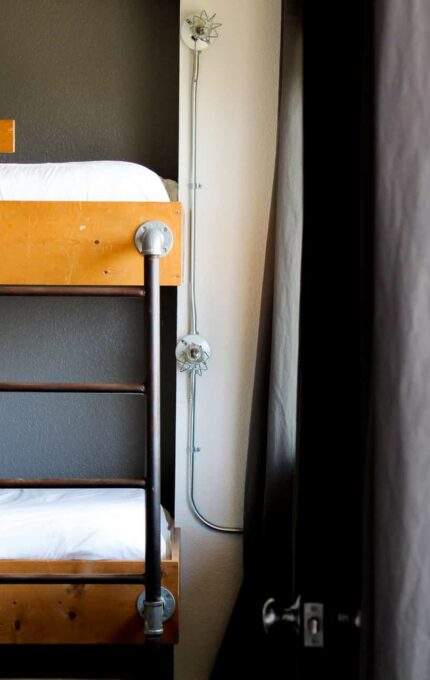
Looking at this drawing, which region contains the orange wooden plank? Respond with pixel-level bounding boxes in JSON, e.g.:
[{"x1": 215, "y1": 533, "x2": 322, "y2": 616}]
[
  {"x1": 0, "y1": 120, "x2": 15, "y2": 153},
  {"x1": 0, "y1": 201, "x2": 182, "y2": 286}
]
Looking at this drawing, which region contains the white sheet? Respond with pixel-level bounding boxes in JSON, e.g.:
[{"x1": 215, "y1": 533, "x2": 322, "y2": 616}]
[
  {"x1": 0, "y1": 488, "x2": 172, "y2": 560},
  {"x1": 0, "y1": 161, "x2": 170, "y2": 202}
]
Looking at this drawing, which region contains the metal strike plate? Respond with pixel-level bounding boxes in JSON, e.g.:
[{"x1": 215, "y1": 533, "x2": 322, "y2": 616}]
[
  {"x1": 134, "y1": 221, "x2": 173, "y2": 257},
  {"x1": 136, "y1": 586, "x2": 176, "y2": 623},
  {"x1": 304, "y1": 602, "x2": 324, "y2": 648}
]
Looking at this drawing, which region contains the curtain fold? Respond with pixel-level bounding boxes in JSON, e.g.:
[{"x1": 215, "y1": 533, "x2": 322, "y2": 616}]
[
  {"x1": 210, "y1": 0, "x2": 430, "y2": 676},
  {"x1": 372, "y1": 1, "x2": 430, "y2": 678},
  {"x1": 211, "y1": 1, "x2": 302, "y2": 675}
]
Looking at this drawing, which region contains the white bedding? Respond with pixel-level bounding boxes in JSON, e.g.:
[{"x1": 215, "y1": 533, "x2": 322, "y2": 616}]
[
  {"x1": 0, "y1": 488, "x2": 172, "y2": 560},
  {"x1": 0, "y1": 161, "x2": 170, "y2": 202}
]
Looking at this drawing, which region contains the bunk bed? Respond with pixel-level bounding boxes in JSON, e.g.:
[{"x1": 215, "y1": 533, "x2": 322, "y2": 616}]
[{"x1": 0, "y1": 152, "x2": 182, "y2": 646}]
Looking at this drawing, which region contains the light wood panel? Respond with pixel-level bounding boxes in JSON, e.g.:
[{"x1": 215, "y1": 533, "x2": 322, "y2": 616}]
[
  {"x1": 0, "y1": 120, "x2": 15, "y2": 153},
  {"x1": 0, "y1": 529, "x2": 180, "y2": 644},
  {"x1": 0, "y1": 201, "x2": 182, "y2": 286}
]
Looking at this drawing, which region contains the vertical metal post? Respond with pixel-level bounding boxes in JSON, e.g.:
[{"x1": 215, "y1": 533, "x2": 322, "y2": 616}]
[
  {"x1": 135, "y1": 220, "x2": 174, "y2": 639},
  {"x1": 144, "y1": 254, "x2": 163, "y2": 638}
]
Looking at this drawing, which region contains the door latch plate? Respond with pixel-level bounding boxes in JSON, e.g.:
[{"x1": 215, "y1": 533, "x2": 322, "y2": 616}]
[{"x1": 303, "y1": 602, "x2": 324, "y2": 648}]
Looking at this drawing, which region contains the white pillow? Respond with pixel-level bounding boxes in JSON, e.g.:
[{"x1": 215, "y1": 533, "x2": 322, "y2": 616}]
[{"x1": 0, "y1": 161, "x2": 170, "y2": 202}]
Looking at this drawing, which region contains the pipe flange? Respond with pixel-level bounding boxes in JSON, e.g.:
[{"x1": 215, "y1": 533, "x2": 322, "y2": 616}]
[
  {"x1": 135, "y1": 221, "x2": 173, "y2": 257},
  {"x1": 136, "y1": 587, "x2": 176, "y2": 623}
]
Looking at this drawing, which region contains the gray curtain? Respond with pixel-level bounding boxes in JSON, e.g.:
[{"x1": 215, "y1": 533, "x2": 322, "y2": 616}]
[
  {"x1": 373, "y1": 1, "x2": 430, "y2": 678},
  {"x1": 211, "y1": 1, "x2": 302, "y2": 674}
]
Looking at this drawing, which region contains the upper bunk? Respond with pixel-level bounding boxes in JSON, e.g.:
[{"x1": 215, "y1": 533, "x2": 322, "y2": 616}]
[{"x1": 0, "y1": 159, "x2": 182, "y2": 291}]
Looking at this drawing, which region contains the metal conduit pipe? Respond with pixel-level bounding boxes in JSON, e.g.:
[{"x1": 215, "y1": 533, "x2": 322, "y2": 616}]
[
  {"x1": 179, "y1": 11, "x2": 243, "y2": 534},
  {"x1": 144, "y1": 254, "x2": 163, "y2": 639}
]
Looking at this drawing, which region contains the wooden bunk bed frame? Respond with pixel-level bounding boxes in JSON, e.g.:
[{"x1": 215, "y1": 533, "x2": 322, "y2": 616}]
[{"x1": 0, "y1": 192, "x2": 182, "y2": 646}]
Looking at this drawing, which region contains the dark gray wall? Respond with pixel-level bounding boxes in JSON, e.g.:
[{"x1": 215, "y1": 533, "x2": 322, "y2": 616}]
[
  {"x1": 0, "y1": 1, "x2": 179, "y2": 510},
  {"x1": 0, "y1": 0, "x2": 179, "y2": 179},
  {"x1": 0, "y1": 298, "x2": 146, "y2": 478},
  {"x1": 0, "y1": 293, "x2": 178, "y2": 510},
  {"x1": 0, "y1": 297, "x2": 145, "y2": 383}
]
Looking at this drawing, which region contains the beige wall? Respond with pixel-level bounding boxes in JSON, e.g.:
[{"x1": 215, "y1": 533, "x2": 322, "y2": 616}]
[{"x1": 176, "y1": 1, "x2": 282, "y2": 678}]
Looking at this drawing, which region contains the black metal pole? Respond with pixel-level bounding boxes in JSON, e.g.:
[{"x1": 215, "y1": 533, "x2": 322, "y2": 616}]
[
  {"x1": 0, "y1": 286, "x2": 145, "y2": 297},
  {"x1": 0, "y1": 478, "x2": 146, "y2": 488},
  {"x1": 0, "y1": 573, "x2": 145, "y2": 585},
  {"x1": 0, "y1": 382, "x2": 145, "y2": 394},
  {"x1": 144, "y1": 255, "x2": 162, "y2": 630}
]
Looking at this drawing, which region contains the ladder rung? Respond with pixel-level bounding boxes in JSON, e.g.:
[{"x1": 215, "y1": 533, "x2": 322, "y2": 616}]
[
  {"x1": 0, "y1": 286, "x2": 145, "y2": 297},
  {"x1": 0, "y1": 382, "x2": 145, "y2": 394},
  {"x1": 0, "y1": 478, "x2": 146, "y2": 488},
  {"x1": 0, "y1": 573, "x2": 146, "y2": 585}
]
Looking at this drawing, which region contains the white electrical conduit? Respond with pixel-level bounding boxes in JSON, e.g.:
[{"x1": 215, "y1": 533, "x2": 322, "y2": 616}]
[
  {"x1": 189, "y1": 46, "x2": 199, "y2": 336},
  {"x1": 179, "y1": 13, "x2": 242, "y2": 533}
]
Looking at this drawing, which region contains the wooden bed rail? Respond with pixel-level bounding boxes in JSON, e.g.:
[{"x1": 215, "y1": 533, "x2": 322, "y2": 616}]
[
  {"x1": 0, "y1": 529, "x2": 180, "y2": 645},
  {"x1": 0, "y1": 201, "x2": 182, "y2": 287}
]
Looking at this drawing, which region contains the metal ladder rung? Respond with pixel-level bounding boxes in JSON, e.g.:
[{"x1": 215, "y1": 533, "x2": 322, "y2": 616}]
[
  {"x1": 0, "y1": 382, "x2": 145, "y2": 394},
  {"x1": 0, "y1": 286, "x2": 145, "y2": 297}
]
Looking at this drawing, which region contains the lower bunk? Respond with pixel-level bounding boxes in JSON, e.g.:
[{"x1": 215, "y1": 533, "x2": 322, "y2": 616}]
[
  {"x1": 0, "y1": 485, "x2": 179, "y2": 645},
  {"x1": 0, "y1": 530, "x2": 179, "y2": 645}
]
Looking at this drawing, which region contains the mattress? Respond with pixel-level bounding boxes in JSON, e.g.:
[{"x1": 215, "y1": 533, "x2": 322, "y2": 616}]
[
  {"x1": 0, "y1": 488, "x2": 172, "y2": 560},
  {"x1": 0, "y1": 160, "x2": 170, "y2": 202}
]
